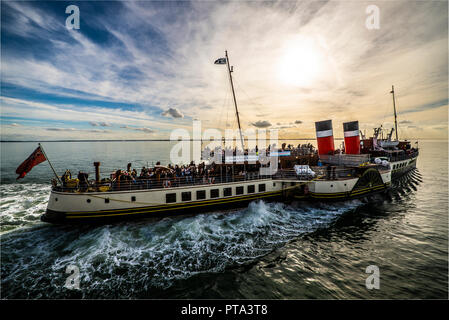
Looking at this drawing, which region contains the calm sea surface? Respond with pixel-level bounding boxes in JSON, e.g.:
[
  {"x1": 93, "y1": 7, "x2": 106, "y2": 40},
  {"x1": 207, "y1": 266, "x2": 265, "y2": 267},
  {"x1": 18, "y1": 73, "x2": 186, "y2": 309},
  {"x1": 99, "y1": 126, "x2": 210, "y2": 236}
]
[{"x1": 0, "y1": 140, "x2": 447, "y2": 299}]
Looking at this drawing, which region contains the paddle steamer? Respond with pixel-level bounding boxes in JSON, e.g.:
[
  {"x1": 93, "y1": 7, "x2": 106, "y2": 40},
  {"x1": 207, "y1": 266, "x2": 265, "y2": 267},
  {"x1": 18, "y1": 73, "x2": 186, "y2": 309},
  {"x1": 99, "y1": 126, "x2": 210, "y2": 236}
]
[{"x1": 39, "y1": 52, "x2": 396, "y2": 223}]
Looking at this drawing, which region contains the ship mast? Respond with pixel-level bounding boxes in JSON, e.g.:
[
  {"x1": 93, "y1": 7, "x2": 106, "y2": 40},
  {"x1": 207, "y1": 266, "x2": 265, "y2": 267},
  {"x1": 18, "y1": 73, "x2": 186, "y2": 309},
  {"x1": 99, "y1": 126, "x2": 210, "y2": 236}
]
[
  {"x1": 390, "y1": 85, "x2": 399, "y2": 141},
  {"x1": 225, "y1": 50, "x2": 245, "y2": 151}
]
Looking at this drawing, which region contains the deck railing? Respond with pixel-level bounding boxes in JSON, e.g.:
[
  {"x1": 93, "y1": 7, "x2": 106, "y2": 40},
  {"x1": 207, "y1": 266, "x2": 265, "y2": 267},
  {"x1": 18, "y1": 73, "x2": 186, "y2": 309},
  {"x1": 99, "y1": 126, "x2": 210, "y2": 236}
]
[{"x1": 52, "y1": 171, "x2": 274, "y2": 193}]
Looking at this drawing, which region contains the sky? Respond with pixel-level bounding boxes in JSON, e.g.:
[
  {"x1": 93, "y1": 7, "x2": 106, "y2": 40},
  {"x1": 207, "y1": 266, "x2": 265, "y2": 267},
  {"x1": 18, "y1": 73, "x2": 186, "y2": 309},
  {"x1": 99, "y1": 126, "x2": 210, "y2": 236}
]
[{"x1": 1, "y1": 0, "x2": 448, "y2": 141}]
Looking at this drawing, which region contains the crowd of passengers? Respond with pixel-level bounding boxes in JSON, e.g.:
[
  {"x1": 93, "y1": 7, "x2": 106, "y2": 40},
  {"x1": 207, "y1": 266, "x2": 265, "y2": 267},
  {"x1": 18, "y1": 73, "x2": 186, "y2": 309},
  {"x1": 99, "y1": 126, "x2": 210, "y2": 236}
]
[
  {"x1": 59, "y1": 143, "x2": 317, "y2": 190},
  {"x1": 110, "y1": 161, "x2": 263, "y2": 190}
]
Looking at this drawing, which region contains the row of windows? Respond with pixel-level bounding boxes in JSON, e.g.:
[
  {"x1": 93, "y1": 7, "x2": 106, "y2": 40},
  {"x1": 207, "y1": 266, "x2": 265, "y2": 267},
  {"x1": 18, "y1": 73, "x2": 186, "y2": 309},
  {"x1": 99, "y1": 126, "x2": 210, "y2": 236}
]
[
  {"x1": 393, "y1": 162, "x2": 408, "y2": 170},
  {"x1": 166, "y1": 183, "x2": 266, "y2": 203},
  {"x1": 82, "y1": 184, "x2": 268, "y2": 204}
]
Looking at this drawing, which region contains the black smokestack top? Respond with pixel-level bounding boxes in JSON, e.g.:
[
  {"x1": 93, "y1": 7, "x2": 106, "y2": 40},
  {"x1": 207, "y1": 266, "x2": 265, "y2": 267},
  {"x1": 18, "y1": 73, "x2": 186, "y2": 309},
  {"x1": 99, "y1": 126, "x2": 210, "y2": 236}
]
[
  {"x1": 315, "y1": 120, "x2": 333, "y2": 132},
  {"x1": 343, "y1": 121, "x2": 359, "y2": 132}
]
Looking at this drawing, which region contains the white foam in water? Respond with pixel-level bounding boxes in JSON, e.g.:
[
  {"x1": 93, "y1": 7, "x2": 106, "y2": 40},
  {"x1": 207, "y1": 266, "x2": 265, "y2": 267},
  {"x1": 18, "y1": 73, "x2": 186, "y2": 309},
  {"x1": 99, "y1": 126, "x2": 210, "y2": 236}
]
[
  {"x1": 0, "y1": 183, "x2": 51, "y2": 233},
  {"x1": 0, "y1": 181, "x2": 364, "y2": 296},
  {"x1": 43, "y1": 200, "x2": 361, "y2": 291}
]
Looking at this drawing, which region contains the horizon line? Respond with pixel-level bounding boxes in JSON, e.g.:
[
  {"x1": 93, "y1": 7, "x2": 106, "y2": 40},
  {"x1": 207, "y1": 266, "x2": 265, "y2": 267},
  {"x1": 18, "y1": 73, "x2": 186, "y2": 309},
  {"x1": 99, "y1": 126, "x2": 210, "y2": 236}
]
[{"x1": 0, "y1": 138, "x2": 438, "y2": 143}]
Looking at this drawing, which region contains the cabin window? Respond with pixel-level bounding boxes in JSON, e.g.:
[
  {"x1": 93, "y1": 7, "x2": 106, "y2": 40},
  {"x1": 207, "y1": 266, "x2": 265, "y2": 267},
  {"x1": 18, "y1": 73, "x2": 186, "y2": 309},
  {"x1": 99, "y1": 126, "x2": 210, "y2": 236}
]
[
  {"x1": 86, "y1": 199, "x2": 91, "y2": 203},
  {"x1": 273, "y1": 183, "x2": 276, "y2": 187},
  {"x1": 224, "y1": 187, "x2": 232, "y2": 197},
  {"x1": 105, "y1": 198, "x2": 110, "y2": 203},
  {"x1": 166, "y1": 193, "x2": 176, "y2": 203},
  {"x1": 248, "y1": 185, "x2": 255, "y2": 193},
  {"x1": 131, "y1": 196, "x2": 136, "y2": 202},
  {"x1": 258, "y1": 184, "x2": 266, "y2": 192},
  {"x1": 210, "y1": 189, "x2": 219, "y2": 198},
  {"x1": 196, "y1": 190, "x2": 206, "y2": 200},
  {"x1": 182, "y1": 192, "x2": 191, "y2": 201},
  {"x1": 236, "y1": 186, "x2": 244, "y2": 195}
]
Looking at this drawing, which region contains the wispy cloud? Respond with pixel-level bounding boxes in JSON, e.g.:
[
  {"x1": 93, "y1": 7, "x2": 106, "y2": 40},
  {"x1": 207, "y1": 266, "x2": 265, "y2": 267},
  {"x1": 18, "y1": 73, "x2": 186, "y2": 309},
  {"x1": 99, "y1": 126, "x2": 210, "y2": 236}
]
[{"x1": 1, "y1": 0, "x2": 447, "y2": 139}]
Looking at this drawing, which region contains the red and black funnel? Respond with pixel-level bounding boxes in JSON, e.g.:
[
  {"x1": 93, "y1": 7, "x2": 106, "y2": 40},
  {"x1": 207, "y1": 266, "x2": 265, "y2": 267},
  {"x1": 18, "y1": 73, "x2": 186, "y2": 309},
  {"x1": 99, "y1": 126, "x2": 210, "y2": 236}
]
[
  {"x1": 315, "y1": 120, "x2": 335, "y2": 155},
  {"x1": 343, "y1": 121, "x2": 360, "y2": 154}
]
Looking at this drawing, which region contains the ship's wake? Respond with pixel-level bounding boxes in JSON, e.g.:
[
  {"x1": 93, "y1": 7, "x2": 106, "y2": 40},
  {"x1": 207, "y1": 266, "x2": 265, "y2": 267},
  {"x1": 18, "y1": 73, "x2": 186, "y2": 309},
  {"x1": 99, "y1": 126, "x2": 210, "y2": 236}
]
[
  {"x1": 1, "y1": 198, "x2": 363, "y2": 298},
  {"x1": 0, "y1": 183, "x2": 51, "y2": 233},
  {"x1": 1, "y1": 171, "x2": 421, "y2": 298}
]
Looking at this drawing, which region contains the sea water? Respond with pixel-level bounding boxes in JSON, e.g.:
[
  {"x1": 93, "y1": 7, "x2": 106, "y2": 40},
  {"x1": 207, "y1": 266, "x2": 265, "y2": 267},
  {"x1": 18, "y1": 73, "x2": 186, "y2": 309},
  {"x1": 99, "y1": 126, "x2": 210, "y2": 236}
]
[{"x1": 0, "y1": 140, "x2": 447, "y2": 298}]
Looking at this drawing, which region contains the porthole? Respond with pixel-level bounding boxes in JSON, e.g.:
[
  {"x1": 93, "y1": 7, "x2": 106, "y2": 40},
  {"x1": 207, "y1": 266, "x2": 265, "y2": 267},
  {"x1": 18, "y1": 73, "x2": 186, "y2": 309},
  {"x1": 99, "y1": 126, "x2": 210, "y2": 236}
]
[
  {"x1": 131, "y1": 196, "x2": 136, "y2": 202},
  {"x1": 105, "y1": 198, "x2": 110, "y2": 203},
  {"x1": 330, "y1": 185, "x2": 333, "y2": 187},
  {"x1": 55, "y1": 198, "x2": 58, "y2": 202},
  {"x1": 87, "y1": 199, "x2": 91, "y2": 203}
]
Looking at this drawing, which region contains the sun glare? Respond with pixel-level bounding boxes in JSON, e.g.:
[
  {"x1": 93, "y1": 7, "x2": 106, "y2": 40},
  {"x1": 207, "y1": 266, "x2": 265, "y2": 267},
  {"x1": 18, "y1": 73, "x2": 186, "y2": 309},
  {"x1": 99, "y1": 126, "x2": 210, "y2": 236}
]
[{"x1": 277, "y1": 36, "x2": 326, "y2": 87}]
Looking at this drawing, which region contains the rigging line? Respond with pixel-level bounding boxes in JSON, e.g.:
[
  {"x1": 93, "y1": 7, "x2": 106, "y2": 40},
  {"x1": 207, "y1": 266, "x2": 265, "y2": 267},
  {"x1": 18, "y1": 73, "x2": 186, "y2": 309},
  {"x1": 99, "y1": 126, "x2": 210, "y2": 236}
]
[
  {"x1": 232, "y1": 78, "x2": 272, "y2": 127},
  {"x1": 380, "y1": 91, "x2": 390, "y2": 131},
  {"x1": 233, "y1": 77, "x2": 271, "y2": 111},
  {"x1": 216, "y1": 82, "x2": 230, "y2": 131},
  {"x1": 394, "y1": 94, "x2": 405, "y2": 138},
  {"x1": 224, "y1": 70, "x2": 238, "y2": 145},
  {"x1": 229, "y1": 79, "x2": 249, "y2": 126},
  {"x1": 225, "y1": 90, "x2": 230, "y2": 131},
  {"x1": 223, "y1": 86, "x2": 232, "y2": 133}
]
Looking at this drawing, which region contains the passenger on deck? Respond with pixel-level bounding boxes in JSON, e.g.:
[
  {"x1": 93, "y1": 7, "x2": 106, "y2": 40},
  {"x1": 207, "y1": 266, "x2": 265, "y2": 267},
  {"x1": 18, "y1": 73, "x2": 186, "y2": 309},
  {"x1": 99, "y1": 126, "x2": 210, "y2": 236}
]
[
  {"x1": 326, "y1": 164, "x2": 332, "y2": 180},
  {"x1": 78, "y1": 171, "x2": 89, "y2": 191},
  {"x1": 61, "y1": 169, "x2": 72, "y2": 187}
]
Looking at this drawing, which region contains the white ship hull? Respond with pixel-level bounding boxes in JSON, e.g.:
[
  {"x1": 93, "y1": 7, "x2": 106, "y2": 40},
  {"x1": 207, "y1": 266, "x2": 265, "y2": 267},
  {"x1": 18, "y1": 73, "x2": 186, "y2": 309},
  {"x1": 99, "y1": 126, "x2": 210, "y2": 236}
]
[{"x1": 42, "y1": 168, "x2": 391, "y2": 223}]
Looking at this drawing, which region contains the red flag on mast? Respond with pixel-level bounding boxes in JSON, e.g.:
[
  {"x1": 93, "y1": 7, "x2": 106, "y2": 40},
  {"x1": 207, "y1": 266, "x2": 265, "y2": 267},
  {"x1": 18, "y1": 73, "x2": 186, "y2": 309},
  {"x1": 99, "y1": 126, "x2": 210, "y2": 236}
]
[{"x1": 15, "y1": 146, "x2": 47, "y2": 179}]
